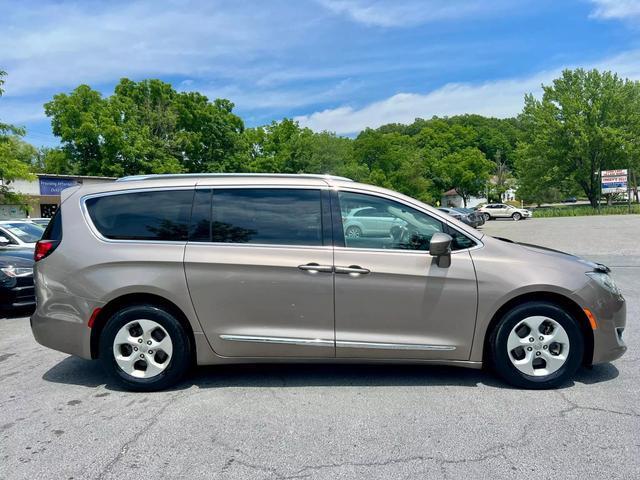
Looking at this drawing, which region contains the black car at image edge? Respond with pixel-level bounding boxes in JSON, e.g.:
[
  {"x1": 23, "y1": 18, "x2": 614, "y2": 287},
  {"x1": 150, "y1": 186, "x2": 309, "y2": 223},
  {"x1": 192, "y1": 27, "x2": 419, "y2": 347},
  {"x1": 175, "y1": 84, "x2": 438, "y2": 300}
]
[{"x1": 0, "y1": 248, "x2": 35, "y2": 316}]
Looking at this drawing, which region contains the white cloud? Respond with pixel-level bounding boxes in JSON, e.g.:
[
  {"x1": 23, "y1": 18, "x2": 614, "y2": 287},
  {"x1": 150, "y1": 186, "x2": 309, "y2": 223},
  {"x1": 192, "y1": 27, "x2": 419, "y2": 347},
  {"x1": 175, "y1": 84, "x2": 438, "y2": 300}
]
[
  {"x1": 589, "y1": 0, "x2": 640, "y2": 19},
  {"x1": 0, "y1": 1, "x2": 313, "y2": 96},
  {"x1": 296, "y1": 50, "x2": 640, "y2": 134},
  {"x1": 316, "y1": 0, "x2": 508, "y2": 27}
]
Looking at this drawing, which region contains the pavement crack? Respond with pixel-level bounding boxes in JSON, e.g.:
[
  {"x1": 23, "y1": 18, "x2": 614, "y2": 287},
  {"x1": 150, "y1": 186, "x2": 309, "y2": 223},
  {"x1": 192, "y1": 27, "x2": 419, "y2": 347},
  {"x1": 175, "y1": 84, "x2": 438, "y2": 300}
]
[
  {"x1": 555, "y1": 390, "x2": 639, "y2": 418},
  {"x1": 94, "y1": 391, "x2": 184, "y2": 480}
]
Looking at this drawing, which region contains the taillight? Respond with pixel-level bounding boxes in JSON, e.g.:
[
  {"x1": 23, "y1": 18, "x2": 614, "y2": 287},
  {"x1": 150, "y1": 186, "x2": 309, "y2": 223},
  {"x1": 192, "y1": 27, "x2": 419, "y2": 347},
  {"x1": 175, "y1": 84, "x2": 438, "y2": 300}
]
[{"x1": 34, "y1": 240, "x2": 59, "y2": 262}]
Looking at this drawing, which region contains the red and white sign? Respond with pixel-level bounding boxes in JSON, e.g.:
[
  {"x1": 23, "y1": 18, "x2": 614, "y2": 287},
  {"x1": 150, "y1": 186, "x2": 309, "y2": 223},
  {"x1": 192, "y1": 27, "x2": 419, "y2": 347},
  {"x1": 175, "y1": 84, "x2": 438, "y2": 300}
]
[
  {"x1": 601, "y1": 169, "x2": 628, "y2": 194},
  {"x1": 601, "y1": 169, "x2": 628, "y2": 177}
]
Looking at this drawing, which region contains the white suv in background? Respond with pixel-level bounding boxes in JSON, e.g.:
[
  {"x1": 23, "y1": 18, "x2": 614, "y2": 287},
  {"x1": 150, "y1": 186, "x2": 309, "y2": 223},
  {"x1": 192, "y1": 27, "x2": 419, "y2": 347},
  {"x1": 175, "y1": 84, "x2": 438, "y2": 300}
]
[{"x1": 477, "y1": 203, "x2": 532, "y2": 221}]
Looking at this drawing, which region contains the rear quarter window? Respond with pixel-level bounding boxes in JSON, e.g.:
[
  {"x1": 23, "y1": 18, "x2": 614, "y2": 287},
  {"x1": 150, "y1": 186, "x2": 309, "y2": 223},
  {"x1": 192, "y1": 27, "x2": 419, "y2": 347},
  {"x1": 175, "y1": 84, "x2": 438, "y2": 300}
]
[{"x1": 85, "y1": 189, "x2": 193, "y2": 241}]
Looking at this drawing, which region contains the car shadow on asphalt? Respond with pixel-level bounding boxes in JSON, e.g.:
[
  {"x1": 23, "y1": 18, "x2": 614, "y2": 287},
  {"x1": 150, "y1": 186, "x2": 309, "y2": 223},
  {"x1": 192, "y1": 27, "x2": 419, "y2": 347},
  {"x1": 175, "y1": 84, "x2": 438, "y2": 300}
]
[{"x1": 42, "y1": 356, "x2": 620, "y2": 392}]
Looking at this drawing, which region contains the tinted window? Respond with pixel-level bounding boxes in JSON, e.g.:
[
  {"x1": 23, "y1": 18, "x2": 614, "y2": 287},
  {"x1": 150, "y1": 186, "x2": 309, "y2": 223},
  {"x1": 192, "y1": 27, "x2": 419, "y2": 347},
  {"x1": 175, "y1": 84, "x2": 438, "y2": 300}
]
[
  {"x1": 42, "y1": 208, "x2": 62, "y2": 241},
  {"x1": 189, "y1": 189, "x2": 212, "y2": 242},
  {"x1": 211, "y1": 189, "x2": 323, "y2": 246},
  {"x1": 339, "y1": 192, "x2": 443, "y2": 251},
  {"x1": 86, "y1": 190, "x2": 193, "y2": 241},
  {"x1": 339, "y1": 192, "x2": 475, "y2": 251}
]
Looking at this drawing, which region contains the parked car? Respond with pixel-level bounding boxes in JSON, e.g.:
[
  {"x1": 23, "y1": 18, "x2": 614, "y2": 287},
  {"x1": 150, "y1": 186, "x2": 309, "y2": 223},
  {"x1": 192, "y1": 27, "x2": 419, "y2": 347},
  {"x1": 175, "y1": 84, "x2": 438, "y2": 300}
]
[
  {"x1": 343, "y1": 206, "x2": 410, "y2": 238},
  {"x1": 28, "y1": 218, "x2": 51, "y2": 227},
  {"x1": 438, "y1": 207, "x2": 482, "y2": 228},
  {"x1": 31, "y1": 174, "x2": 626, "y2": 391},
  {"x1": 477, "y1": 203, "x2": 532, "y2": 221},
  {"x1": 455, "y1": 207, "x2": 485, "y2": 226},
  {"x1": 561, "y1": 197, "x2": 578, "y2": 203},
  {"x1": 0, "y1": 248, "x2": 35, "y2": 316},
  {"x1": 0, "y1": 220, "x2": 45, "y2": 248}
]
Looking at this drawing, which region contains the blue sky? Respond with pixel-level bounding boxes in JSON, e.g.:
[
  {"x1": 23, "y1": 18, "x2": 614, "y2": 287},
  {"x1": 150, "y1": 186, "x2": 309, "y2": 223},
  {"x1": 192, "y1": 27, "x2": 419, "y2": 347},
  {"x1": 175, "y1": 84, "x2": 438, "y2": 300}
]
[{"x1": 1, "y1": 0, "x2": 640, "y2": 147}]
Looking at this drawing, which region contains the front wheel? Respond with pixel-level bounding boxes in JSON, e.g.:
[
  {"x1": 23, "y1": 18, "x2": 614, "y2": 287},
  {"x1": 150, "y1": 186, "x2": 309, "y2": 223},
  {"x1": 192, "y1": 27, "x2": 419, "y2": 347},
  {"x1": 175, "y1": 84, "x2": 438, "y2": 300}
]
[
  {"x1": 489, "y1": 301, "x2": 583, "y2": 389},
  {"x1": 99, "y1": 305, "x2": 192, "y2": 391},
  {"x1": 483, "y1": 213, "x2": 491, "y2": 221},
  {"x1": 512, "y1": 212, "x2": 522, "y2": 221}
]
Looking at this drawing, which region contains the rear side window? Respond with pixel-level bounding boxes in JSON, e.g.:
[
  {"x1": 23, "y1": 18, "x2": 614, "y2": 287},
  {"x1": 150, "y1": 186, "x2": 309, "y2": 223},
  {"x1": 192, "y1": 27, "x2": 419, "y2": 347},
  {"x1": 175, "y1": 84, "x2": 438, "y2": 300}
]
[
  {"x1": 85, "y1": 190, "x2": 193, "y2": 241},
  {"x1": 210, "y1": 188, "x2": 323, "y2": 246},
  {"x1": 42, "y1": 208, "x2": 62, "y2": 241}
]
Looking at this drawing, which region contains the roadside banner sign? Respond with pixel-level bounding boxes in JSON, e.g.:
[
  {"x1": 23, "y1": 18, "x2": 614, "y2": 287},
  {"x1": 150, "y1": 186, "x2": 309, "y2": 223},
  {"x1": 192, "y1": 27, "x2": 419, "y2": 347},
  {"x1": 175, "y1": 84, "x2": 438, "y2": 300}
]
[{"x1": 601, "y1": 169, "x2": 628, "y2": 194}]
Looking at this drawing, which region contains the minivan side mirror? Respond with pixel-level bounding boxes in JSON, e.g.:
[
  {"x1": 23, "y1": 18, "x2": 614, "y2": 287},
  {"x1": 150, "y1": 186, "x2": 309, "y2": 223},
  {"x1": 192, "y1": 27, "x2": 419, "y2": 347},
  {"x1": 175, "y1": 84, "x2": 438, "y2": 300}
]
[
  {"x1": 0, "y1": 236, "x2": 10, "y2": 247},
  {"x1": 429, "y1": 232, "x2": 452, "y2": 268}
]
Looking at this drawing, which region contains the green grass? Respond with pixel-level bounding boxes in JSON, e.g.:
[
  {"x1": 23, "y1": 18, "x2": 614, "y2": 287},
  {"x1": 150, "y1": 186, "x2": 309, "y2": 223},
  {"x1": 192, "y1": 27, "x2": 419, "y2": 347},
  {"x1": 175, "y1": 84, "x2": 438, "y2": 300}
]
[{"x1": 531, "y1": 204, "x2": 640, "y2": 218}]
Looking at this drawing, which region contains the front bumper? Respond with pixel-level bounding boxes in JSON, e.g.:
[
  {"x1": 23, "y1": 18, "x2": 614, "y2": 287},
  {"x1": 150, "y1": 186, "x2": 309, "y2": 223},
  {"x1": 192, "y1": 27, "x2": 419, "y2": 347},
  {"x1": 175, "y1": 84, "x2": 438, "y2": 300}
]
[
  {"x1": 574, "y1": 281, "x2": 627, "y2": 364},
  {"x1": 591, "y1": 299, "x2": 627, "y2": 364},
  {"x1": 0, "y1": 276, "x2": 35, "y2": 313}
]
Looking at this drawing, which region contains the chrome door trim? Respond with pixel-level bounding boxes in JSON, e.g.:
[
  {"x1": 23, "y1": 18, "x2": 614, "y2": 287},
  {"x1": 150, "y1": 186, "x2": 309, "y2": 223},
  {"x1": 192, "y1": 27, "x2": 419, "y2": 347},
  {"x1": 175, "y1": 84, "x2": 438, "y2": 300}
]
[
  {"x1": 220, "y1": 334, "x2": 334, "y2": 347},
  {"x1": 298, "y1": 263, "x2": 334, "y2": 273},
  {"x1": 336, "y1": 340, "x2": 456, "y2": 351},
  {"x1": 335, "y1": 266, "x2": 370, "y2": 275}
]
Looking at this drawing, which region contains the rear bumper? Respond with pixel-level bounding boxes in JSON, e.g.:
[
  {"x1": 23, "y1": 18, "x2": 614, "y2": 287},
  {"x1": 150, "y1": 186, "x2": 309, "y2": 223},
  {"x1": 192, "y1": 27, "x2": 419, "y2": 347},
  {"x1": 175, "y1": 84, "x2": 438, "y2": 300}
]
[{"x1": 30, "y1": 286, "x2": 100, "y2": 360}]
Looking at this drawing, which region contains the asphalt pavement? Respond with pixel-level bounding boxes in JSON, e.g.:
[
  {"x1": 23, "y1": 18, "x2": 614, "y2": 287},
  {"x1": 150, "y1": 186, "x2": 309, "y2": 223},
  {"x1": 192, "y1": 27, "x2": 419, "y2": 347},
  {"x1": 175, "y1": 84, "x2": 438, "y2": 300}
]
[{"x1": 1, "y1": 215, "x2": 638, "y2": 479}]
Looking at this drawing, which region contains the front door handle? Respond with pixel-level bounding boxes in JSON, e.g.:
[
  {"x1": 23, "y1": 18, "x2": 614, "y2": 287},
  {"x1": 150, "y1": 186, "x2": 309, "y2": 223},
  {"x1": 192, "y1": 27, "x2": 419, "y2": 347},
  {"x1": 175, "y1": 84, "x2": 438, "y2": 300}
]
[
  {"x1": 335, "y1": 265, "x2": 370, "y2": 275},
  {"x1": 298, "y1": 263, "x2": 333, "y2": 273}
]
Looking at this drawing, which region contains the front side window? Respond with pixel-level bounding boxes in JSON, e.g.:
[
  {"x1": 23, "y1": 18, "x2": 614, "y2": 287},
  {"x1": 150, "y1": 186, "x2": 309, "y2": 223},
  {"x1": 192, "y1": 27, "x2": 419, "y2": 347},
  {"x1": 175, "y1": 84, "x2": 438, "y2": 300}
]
[
  {"x1": 339, "y1": 191, "x2": 476, "y2": 251},
  {"x1": 85, "y1": 190, "x2": 193, "y2": 241},
  {"x1": 210, "y1": 188, "x2": 323, "y2": 246},
  {"x1": 339, "y1": 192, "x2": 444, "y2": 251}
]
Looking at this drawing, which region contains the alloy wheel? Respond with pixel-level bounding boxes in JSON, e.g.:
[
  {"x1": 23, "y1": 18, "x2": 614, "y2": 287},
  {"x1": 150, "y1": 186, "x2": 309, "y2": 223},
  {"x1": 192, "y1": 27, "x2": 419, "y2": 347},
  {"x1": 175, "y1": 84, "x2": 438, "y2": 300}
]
[
  {"x1": 345, "y1": 226, "x2": 361, "y2": 238},
  {"x1": 112, "y1": 319, "x2": 173, "y2": 379},
  {"x1": 506, "y1": 316, "x2": 570, "y2": 377}
]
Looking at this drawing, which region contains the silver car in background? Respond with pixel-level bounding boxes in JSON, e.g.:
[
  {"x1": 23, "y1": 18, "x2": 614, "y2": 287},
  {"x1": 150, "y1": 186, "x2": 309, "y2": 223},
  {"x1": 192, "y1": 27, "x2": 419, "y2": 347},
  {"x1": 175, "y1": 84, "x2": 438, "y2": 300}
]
[
  {"x1": 0, "y1": 220, "x2": 45, "y2": 248},
  {"x1": 31, "y1": 174, "x2": 626, "y2": 391}
]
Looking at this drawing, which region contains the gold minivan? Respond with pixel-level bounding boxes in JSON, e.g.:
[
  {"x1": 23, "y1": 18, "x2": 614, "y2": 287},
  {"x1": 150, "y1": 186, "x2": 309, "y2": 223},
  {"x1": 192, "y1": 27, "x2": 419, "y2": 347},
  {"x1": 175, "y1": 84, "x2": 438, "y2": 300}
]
[{"x1": 31, "y1": 174, "x2": 626, "y2": 391}]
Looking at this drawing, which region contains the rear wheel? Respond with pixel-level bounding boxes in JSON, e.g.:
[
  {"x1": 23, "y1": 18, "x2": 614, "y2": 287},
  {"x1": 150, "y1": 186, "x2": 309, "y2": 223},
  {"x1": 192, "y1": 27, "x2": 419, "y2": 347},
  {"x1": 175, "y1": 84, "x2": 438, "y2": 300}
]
[
  {"x1": 99, "y1": 305, "x2": 191, "y2": 391},
  {"x1": 490, "y1": 301, "x2": 583, "y2": 389}
]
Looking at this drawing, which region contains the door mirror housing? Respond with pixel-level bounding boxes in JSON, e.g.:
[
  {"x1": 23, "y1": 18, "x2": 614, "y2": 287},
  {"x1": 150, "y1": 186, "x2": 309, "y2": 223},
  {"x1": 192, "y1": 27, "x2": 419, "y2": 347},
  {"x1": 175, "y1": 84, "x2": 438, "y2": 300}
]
[
  {"x1": 0, "y1": 236, "x2": 10, "y2": 247},
  {"x1": 429, "y1": 232, "x2": 452, "y2": 268}
]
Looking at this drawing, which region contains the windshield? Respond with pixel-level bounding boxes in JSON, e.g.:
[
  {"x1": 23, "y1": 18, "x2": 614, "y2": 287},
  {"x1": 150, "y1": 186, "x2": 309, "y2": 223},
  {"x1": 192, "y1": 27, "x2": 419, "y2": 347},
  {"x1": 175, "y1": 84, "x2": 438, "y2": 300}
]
[{"x1": 2, "y1": 222, "x2": 45, "y2": 243}]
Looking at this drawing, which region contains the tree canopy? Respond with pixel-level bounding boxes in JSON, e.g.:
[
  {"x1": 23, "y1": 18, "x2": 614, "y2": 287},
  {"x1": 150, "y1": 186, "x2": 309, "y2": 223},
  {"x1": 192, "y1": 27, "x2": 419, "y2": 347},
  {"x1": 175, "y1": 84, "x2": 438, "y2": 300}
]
[{"x1": 4, "y1": 67, "x2": 639, "y2": 208}]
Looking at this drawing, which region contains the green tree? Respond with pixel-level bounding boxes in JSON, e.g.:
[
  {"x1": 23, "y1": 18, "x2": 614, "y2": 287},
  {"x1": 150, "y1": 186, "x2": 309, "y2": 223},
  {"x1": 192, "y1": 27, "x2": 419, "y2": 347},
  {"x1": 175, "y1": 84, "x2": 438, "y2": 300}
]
[
  {"x1": 45, "y1": 78, "x2": 245, "y2": 176},
  {"x1": 0, "y1": 70, "x2": 37, "y2": 204},
  {"x1": 435, "y1": 147, "x2": 494, "y2": 206},
  {"x1": 517, "y1": 69, "x2": 639, "y2": 207}
]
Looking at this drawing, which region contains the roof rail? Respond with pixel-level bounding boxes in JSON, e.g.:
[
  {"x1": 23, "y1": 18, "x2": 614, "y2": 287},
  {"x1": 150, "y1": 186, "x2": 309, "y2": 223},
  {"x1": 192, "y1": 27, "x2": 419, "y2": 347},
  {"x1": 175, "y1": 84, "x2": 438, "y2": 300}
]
[{"x1": 116, "y1": 173, "x2": 354, "y2": 182}]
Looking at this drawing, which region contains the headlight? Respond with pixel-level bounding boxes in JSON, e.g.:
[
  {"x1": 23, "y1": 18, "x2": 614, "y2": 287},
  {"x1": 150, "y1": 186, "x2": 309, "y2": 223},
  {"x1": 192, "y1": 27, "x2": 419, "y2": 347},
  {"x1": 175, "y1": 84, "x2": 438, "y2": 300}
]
[
  {"x1": 586, "y1": 271, "x2": 621, "y2": 296},
  {"x1": 1, "y1": 266, "x2": 33, "y2": 278}
]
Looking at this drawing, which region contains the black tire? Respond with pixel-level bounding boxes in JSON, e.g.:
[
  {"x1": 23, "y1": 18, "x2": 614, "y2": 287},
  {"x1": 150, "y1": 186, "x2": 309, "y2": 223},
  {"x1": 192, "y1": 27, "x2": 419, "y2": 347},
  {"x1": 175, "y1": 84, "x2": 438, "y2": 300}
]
[
  {"x1": 512, "y1": 212, "x2": 522, "y2": 221},
  {"x1": 99, "y1": 304, "x2": 192, "y2": 392},
  {"x1": 483, "y1": 213, "x2": 491, "y2": 221},
  {"x1": 489, "y1": 301, "x2": 583, "y2": 389}
]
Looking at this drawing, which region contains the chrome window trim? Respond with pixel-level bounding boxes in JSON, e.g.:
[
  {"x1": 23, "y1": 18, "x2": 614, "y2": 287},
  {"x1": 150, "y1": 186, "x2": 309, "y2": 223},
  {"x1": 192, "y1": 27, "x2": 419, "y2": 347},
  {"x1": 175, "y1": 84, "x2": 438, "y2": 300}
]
[
  {"x1": 220, "y1": 334, "x2": 334, "y2": 347},
  {"x1": 187, "y1": 242, "x2": 334, "y2": 251},
  {"x1": 336, "y1": 340, "x2": 456, "y2": 351},
  {"x1": 194, "y1": 184, "x2": 330, "y2": 190},
  {"x1": 335, "y1": 187, "x2": 484, "y2": 253},
  {"x1": 80, "y1": 186, "x2": 195, "y2": 245}
]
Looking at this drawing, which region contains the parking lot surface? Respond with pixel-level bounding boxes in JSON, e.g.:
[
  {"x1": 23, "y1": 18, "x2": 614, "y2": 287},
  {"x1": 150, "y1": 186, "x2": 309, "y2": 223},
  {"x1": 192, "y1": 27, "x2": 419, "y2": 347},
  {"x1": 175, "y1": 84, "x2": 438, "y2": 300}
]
[{"x1": 1, "y1": 215, "x2": 639, "y2": 479}]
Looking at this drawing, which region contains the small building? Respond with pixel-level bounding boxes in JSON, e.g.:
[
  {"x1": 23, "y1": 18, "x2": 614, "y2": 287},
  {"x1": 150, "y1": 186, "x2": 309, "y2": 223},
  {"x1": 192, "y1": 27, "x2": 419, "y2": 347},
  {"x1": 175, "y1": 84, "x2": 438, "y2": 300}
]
[
  {"x1": 440, "y1": 189, "x2": 487, "y2": 208},
  {"x1": 1, "y1": 174, "x2": 115, "y2": 219}
]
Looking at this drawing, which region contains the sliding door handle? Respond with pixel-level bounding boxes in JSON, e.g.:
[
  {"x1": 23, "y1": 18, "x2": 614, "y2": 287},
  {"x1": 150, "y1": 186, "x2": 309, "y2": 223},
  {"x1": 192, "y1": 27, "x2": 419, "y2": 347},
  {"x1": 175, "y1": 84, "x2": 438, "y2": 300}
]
[
  {"x1": 298, "y1": 263, "x2": 333, "y2": 273},
  {"x1": 335, "y1": 265, "x2": 370, "y2": 275}
]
